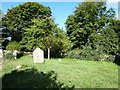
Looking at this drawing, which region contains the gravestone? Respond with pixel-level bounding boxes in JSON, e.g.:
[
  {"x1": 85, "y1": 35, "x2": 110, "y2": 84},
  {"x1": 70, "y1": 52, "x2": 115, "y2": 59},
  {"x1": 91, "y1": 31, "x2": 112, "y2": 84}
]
[
  {"x1": 13, "y1": 50, "x2": 19, "y2": 59},
  {"x1": 33, "y1": 48, "x2": 44, "y2": 63}
]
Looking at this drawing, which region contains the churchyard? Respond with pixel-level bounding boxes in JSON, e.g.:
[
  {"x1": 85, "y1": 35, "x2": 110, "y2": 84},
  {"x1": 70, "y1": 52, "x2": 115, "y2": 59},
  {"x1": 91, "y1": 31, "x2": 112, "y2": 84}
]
[
  {"x1": 0, "y1": 45, "x2": 119, "y2": 88},
  {"x1": 0, "y1": 1, "x2": 120, "y2": 89}
]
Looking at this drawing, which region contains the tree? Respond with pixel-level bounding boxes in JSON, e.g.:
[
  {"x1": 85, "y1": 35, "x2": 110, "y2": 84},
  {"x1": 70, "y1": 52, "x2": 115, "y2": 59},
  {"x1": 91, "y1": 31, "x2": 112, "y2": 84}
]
[
  {"x1": 109, "y1": 19, "x2": 120, "y2": 55},
  {"x1": 89, "y1": 18, "x2": 120, "y2": 55},
  {"x1": 109, "y1": 19, "x2": 120, "y2": 38},
  {"x1": 0, "y1": 10, "x2": 9, "y2": 49},
  {"x1": 21, "y1": 18, "x2": 71, "y2": 59},
  {"x1": 2, "y1": 2, "x2": 51, "y2": 42},
  {"x1": 65, "y1": 2, "x2": 115, "y2": 49},
  {"x1": 89, "y1": 28, "x2": 119, "y2": 55},
  {"x1": 21, "y1": 17, "x2": 55, "y2": 50}
]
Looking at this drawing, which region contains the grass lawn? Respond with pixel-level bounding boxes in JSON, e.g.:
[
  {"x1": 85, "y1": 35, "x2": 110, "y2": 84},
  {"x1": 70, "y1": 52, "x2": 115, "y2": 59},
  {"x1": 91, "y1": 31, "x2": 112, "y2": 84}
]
[{"x1": 1, "y1": 56, "x2": 118, "y2": 88}]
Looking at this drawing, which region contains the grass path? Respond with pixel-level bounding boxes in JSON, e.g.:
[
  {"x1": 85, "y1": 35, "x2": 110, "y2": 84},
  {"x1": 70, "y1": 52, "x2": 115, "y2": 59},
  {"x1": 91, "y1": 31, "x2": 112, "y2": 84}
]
[{"x1": 1, "y1": 56, "x2": 118, "y2": 88}]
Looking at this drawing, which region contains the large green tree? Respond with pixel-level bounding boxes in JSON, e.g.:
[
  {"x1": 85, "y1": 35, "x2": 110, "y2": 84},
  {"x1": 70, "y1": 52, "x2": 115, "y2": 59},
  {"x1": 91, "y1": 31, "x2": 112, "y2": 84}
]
[
  {"x1": 21, "y1": 17, "x2": 71, "y2": 58},
  {"x1": 65, "y1": 2, "x2": 115, "y2": 49},
  {"x1": 109, "y1": 19, "x2": 120, "y2": 38},
  {"x1": 89, "y1": 27, "x2": 119, "y2": 55},
  {"x1": 89, "y1": 18, "x2": 120, "y2": 55},
  {"x1": 2, "y1": 2, "x2": 51, "y2": 42},
  {"x1": 109, "y1": 19, "x2": 120, "y2": 55}
]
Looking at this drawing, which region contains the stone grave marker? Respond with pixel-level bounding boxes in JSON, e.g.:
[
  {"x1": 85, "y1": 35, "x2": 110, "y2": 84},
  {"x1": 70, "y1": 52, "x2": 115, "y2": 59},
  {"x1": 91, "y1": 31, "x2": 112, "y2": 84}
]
[
  {"x1": 33, "y1": 48, "x2": 44, "y2": 63},
  {"x1": 13, "y1": 50, "x2": 19, "y2": 59}
]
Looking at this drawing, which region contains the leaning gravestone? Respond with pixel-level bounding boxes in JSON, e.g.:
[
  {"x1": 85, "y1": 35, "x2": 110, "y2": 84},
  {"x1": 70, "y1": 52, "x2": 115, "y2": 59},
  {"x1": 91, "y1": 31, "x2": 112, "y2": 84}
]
[{"x1": 33, "y1": 48, "x2": 44, "y2": 63}]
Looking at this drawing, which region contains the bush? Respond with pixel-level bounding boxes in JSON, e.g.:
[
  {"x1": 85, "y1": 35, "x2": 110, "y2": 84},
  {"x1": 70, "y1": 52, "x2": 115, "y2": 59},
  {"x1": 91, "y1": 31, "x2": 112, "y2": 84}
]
[
  {"x1": 65, "y1": 49, "x2": 81, "y2": 59},
  {"x1": 106, "y1": 55, "x2": 115, "y2": 62},
  {"x1": 77, "y1": 46, "x2": 100, "y2": 61},
  {"x1": 65, "y1": 46, "x2": 115, "y2": 62},
  {"x1": 6, "y1": 41, "x2": 21, "y2": 51},
  {"x1": 3, "y1": 52, "x2": 14, "y2": 61},
  {"x1": 3, "y1": 51, "x2": 24, "y2": 62}
]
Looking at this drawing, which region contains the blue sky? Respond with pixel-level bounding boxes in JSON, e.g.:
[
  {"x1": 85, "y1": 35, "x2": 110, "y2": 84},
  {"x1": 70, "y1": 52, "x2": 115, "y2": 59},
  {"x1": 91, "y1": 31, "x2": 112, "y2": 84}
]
[{"x1": 1, "y1": 2, "x2": 119, "y2": 30}]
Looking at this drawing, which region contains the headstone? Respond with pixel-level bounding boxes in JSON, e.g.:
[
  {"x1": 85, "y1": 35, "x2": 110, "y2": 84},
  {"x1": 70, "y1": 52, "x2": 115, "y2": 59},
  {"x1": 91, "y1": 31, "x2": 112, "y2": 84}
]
[
  {"x1": 13, "y1": 50, "x2": 19, "y2": 59},
  {"x1": 33, "y1": 48, "x2": 44, "y2": 63}
]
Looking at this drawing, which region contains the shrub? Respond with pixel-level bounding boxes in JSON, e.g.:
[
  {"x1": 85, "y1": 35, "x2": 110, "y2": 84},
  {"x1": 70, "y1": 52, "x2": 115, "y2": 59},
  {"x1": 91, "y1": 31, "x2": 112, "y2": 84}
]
[
  {"x1": 3, "y1": 52, "x2": 14, "y2": 61},
  {"x1": 6, "y1": 41, "x2": 21, "y2": 51},
  {"x1": 65, "y1": 46, "x2": 115, "y2": 62},
  {"x1": 106, "y1": 55, "x2": 115, "y2": 62},
  {"x1": 65, "y1": 49, "x2": 81, "y2": 59},
  {"x1": 3, "y1": 51, "x2": 24, "y2": 62}
]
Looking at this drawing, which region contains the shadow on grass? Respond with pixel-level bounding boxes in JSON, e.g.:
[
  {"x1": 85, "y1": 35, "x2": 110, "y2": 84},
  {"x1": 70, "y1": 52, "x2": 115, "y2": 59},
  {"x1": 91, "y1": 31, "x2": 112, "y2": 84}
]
[{"x1": 2, "y1": 67, "x2": 74, "y2": 89}]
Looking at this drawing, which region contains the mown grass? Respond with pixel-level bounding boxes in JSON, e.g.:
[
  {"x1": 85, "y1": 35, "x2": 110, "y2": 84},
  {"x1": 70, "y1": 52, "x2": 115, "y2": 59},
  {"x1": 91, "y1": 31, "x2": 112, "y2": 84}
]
[{"x1": 1, "y1": 56, "x2": 118, "y2": 88}]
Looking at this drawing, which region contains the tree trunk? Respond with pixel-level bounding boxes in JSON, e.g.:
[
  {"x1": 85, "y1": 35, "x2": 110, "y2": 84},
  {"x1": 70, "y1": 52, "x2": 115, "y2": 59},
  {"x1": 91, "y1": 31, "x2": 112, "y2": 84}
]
[{"x1": 48, "y1": 47, "x2": 50, "y2": 60}]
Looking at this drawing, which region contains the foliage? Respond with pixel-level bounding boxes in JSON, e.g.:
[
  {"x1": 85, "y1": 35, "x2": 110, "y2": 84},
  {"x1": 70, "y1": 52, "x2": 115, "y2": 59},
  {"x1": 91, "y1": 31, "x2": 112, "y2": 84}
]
[
  {"x1": 6, "y1": 41, "x2": 21, "y2": 51},
  {"x1": 0, "y1": 10, "x2": 9, "y2": 49},
  {"x1": 65, "y1": 49, "x2": 81, "y2": 59},
  {"x1": 65, "y1": 2, "x2": 115, "y2": 49},
  {"x1": 2, "y1": 2, "x2": 51, "y2": 42},
  {"x1": 65, "y1": 2, "x2": 119, "y2": 61},
  {"x1": 21, "y1": 17, "x2": 55, "y2": 51},
  {"x1": 43, "y1": 33, "x2": 72, "y2": 58},
  {"x1": 66, "y1": 46, "x2": 115, "y2": 62},
  {"x1": 109, "y1": 19, "x2": 120, "y2": 55},
  {"x1": 109, "y1": 19, "x2": 120, "y2": 38},
  {"x1": 3, "y1": 52, "x2": 14, "y2": 61},
  {"x1": 88, "y1": 28, "x2": 119, "y2": 55},
  {"x1": 88, "y1": 19, "x2": 119, "y2": 56},
  {"x1": 21, "y1": 18, "x2": 71, "y2": 58},
  {"x1": 1, "y1": 56, "x2": 118, "y2": 88},
  {"x1": 1, "y1": 39, "x2": 9, "y2": 50}
]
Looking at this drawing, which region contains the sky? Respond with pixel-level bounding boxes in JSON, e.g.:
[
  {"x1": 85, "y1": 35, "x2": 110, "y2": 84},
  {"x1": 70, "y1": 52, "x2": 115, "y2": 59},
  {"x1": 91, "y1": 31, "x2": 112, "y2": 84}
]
[{"x1": 1, "y1": 1, "x2": 119, "y2": 30}]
